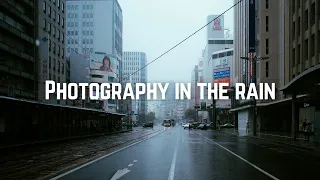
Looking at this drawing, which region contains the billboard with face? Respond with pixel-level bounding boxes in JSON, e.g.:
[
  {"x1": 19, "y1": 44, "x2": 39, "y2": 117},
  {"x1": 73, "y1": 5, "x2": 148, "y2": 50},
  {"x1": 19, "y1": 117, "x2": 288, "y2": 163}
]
[{"x1": 90, "y1": 52, "x2": 116, "y2": 73}]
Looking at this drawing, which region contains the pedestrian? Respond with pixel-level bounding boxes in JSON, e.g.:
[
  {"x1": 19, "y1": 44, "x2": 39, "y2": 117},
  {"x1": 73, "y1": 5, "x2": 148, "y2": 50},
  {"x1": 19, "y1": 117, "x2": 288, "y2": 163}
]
[
  {"x1": 306, "y1": 121, "x2": 312, "y2": 141},
  {"x1": 188, "y1": 123, "x2": 191, "y2": 131},
  {"x1": 302, "y1": 119, "x2": 308, "y2": 140},
  {"x1": 246, "y1": 120, "x2": 249, "y2": 134},
  {"x1": 217, "y1": 120, "x2": 221, "y2": 131}
]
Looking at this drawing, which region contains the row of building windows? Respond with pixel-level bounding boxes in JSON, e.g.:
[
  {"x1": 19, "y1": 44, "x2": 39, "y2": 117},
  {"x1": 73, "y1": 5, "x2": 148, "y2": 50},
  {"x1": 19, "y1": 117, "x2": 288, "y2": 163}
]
[
  {"x1": 123, "y1": 61, "x2": 140, "y2": 66},
  {"x1": 43, "y1": 0, "x2": 64, "y2": 17},
  {"x1": 67, "y1": 47, "x2": 93, "y2": 54},
  {"x1": 48, "y1": 56, "x2": 65, "y2": 75},
  {"x1": 67, "y1": 4, "x2": 94, "y2": 10},
  {"x1": 67, "y1": 30, "x2": 94, "y2": 36},
  {"x1": 49, "y1": 39, "x2": 65, "y2": 59},
  {"x1": 42, "y1": 19, "x2": 65, "y2": 44},
  {"x1": 208, "y1": 40, "x2": 233, "y2": 44},
  {"x1": 212, "y1": 50, "x2": 234, "y2": 59}
]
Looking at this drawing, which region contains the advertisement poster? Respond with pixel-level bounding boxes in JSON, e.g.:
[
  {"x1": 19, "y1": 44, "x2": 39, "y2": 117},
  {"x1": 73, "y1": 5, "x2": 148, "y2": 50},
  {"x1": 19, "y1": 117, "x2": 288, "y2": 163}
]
[
  {"x1": 90, "y1": 52, "x2": 116, "y2": 73},
  {"x1": 213, "y1": 67, "x2": 230, "y2": 86}
]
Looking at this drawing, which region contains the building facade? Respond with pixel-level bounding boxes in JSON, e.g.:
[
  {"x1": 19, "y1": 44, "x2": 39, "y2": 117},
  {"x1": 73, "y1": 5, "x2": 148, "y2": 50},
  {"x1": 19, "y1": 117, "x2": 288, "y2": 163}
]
[
  {"x1": 0, "y1": 0, "x2": 37, "y2": 100},
  {"x1": 122, "y1": 52, "x2": 148, "y2": 123},
  {"x1": 38, "y1": 0, "x2": 67, "y2": 104}
]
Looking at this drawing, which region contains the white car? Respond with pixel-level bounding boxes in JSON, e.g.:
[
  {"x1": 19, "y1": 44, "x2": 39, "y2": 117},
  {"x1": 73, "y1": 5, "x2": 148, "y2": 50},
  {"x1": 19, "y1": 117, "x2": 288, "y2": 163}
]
[{"x1": 182, "y1": 124, "x2": 190, "y2": 129}]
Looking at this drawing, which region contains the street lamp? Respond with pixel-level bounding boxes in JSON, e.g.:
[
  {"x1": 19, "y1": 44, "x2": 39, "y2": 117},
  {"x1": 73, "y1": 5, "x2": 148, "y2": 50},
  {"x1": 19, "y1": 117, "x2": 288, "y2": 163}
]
[{"x1": 240, "y1": 56, "x2": 269, "y2": 136}]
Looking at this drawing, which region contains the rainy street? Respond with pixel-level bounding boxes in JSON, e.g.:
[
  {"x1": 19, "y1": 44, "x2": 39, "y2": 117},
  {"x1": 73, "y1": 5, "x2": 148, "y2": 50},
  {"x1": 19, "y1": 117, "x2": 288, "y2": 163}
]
[{"x1": 52, "y1": 126, "x2": 320, "y2": 180}]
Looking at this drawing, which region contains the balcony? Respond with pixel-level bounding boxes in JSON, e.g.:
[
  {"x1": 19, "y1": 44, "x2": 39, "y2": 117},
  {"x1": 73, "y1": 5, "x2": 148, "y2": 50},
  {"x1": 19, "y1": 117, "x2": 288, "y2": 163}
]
[
  {"x1": 0, "y1": 64, "x2": 34, "y2": 80},
  {"x1": 0, "y1": 42, "x2": 34, "y2": 62},
  {"x1": 0, "y1": 19, "x2": 34, "y2": 44}
]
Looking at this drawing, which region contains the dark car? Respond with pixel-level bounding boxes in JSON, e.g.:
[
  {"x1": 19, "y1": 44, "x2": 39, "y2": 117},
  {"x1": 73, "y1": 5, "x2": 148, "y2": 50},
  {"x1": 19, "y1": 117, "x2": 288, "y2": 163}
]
[
  {"x1": 132, "y1": 123, "x2": 138, "y2": 127},
  {"x1": 143, "y1": 123, "x2": 154, "y2": 128},
  {"x1": 196, "y1": 124, "x2": 208, "y2": 130}
]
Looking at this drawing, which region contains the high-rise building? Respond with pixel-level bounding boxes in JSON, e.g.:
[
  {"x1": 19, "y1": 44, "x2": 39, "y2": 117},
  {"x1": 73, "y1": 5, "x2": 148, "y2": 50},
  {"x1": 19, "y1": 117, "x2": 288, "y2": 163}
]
[
  {"x1": 66, "y1": 0, "x2": 123, "y2": 112},
  {"x1": 122, "y1": 52, "x2": 148, "y2": 123},
  {"x1": 38, "y1": 0, "x2": 67, "y2": 104},
  {"x1": 65, "y1": 0, "x2": 122, "y2": 58},
  {"x1": 0, "y1": 1, "x2": 37, "y2": 100}
]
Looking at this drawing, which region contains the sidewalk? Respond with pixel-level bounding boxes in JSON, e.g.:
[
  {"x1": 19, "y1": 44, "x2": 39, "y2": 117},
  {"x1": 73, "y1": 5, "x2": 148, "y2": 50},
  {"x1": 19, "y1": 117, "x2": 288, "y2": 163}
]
[{"x1": 219, "y1": 129, "x2": 320, "y2": 153}]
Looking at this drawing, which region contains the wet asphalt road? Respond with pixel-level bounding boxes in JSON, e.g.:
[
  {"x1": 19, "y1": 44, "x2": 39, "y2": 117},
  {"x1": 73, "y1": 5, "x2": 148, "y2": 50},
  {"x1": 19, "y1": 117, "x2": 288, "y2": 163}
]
[{"x1": 51, "y1": 127, "x2": 320, "y2": 180}]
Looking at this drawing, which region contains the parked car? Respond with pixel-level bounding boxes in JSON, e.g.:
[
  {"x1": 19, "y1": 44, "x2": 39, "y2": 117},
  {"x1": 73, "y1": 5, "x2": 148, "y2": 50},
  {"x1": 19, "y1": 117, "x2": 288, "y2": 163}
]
[
  {"x1": 196, "y1": 124, "x2": 208, "y2": 130},
  {"x1": 182, "y1": 124, "x2": 190, "y2": 129},
  {"x1": 143, "y1": 123, "x2": 154, "y2": 128},
  {"x1": 132, "y1": 123, "x2": 138, "y2": 127},
  {"x1": 221, "y1": 123, "x2": 234, "y2": 128}
]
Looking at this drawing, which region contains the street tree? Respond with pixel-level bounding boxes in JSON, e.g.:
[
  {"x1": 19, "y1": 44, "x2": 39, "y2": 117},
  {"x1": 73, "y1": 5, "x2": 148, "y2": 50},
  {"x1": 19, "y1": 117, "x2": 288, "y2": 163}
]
[
  {"x1": 146, "y1": 112, "x2": 156, "y2": 122},
  {"x1": 184, "y1": 108, "x2": 196, "y2": 120}
]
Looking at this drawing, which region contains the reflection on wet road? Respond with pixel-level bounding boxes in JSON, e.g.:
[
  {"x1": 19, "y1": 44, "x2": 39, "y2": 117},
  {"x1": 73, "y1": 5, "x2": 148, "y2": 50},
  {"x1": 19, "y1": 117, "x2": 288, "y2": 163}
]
[{"x1": 51, "y1": 127, "x2": 320, "y2": 180}]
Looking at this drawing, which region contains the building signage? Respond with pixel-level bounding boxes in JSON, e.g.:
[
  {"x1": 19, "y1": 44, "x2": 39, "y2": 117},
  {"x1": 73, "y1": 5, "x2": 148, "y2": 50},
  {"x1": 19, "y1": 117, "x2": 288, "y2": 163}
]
[
  {"x1": 212, "y1": 18, "x2": 222, "y2": 30},
  {"x1": 213, "y1": 67, "x2": 230, "y2": 79}
]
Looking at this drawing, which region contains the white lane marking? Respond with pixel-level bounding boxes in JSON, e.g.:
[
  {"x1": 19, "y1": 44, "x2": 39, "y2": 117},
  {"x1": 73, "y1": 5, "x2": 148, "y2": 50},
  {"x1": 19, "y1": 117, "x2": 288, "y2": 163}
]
[
  {"x1": 168, "y1": 135, "x2": 179, "y2": 180},
  {"x1": 110, "y1": 168, "x2": 131, "y2": 180},
  {"x1": 128, "y1": 164, "x2": 133, "y2": 167},
  {"x1": 204, "y1": 137, "x2": 280, "y2": 180},
  {"x1": 49, "y1": 130, "x2": 165, "y2": 180},
  {"x1": 133, "y1": 160, "x2": 138, "y2": 163}
]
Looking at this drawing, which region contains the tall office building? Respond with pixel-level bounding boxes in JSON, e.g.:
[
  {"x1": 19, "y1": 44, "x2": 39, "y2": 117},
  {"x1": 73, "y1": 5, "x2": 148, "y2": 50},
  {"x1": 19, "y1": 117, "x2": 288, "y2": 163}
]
[
  {"x1": 122, "y1": 52, "x2": 148, "y2": 123},
  {"x1": 38, "y1": 0, "x2": 67, "y2": 104},
  {"x1": 0, "y1": 1, "x2": 37, "y2": 99},
  {"x1": 66, "y1": 0, "x2": 123, "y2": 112}
]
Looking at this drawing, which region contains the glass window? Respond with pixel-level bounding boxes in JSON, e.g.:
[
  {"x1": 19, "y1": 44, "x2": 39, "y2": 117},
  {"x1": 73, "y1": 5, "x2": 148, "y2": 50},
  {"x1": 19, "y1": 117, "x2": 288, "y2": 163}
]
[
  {"x1": 90, "y1": 22, "x2": 93, "y2": 26},
  {"x1": 43, "y1": 1, "x2": 46, "y2": 12},
  {"x1": 90, "y1": 39, "x2": 93, "y2": 44}
]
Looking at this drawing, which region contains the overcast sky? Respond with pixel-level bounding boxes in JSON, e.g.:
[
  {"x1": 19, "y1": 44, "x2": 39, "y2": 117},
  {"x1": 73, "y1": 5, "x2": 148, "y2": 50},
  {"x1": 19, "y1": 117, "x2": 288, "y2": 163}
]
[{"x1": 118, "y1": 0, "x2": 234, "y2": 82}]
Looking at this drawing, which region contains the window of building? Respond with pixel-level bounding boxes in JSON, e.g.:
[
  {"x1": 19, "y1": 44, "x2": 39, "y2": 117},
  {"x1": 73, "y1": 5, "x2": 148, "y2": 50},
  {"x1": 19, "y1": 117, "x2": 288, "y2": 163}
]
[
  {"x1": 57, "y1": 0, "x2": 60, "y2": 8},
  {"x1": 62, "y1": 63, "x2": 64, "y2": 74},
  {"x1": 58, "y1": 61, "x2": 60, "y2": 72},
  {"x1": 297, "y1": 44, "x2": 301, "y2": 64},
  {"x1": 75, "y1": 22, "x2": 78, "y2": 27},
  {"x1": 62, "y1": 33, "x2": 64, "y2": 42},
  {"x1": 53, "y1": 58, "x2": 56, "y2": 70},
  {"x1": 53, "y1": 42, "x2": 56, "y2": 53},
  {"x1": 75, "y1": 14, "x2": 78, "y2": 18},
  {"x1": 304, "y1": 39, "x2": 308, "y2": 60},
  {"x1": 42, "y1": 18, "x2": 46, "y2": 29},
  {"x1": 57, "y1": 29, "x2": 60, "y2": 39},
  {"x1": 53, "y1": 10, "x2": 56, "y2": 20},
  {"x1": 83, "y1": 39, "x2": 85, "y2": 44},
  {"x1": 86, "y1": 39, "x2": 89, "y2": 44},
  {"x1": 49, "y1": 56, "x2": 52, "y2": 69},
  {"x1": 62, "y1": 2, "x2": 64, "y2": 12},
  {"x1": 292, "y1": 22, "x2": 295, "y2": 40},
  {"x1": 48, "y1": 5, "x2": 51, "y2": 17},
  {"x1": 86, "y1": 22, "x2": 89, "y2": 26},
  {"x1": 266, "y1": 16, "x2": 269, "y2": 32},
  {"x1": 62, "y1": 48, "x2": 64, "y2": 58},
  {"x1": 58, "y1": 14, "x2": 60, "y2": 24},
  {"x1": 67, "y1": 48, "x2": 70, "y2": 53},
  {"x1": 75, "y1": 31, "x2": 78, "y2": 35},
  {"x1": 265, "y1": 61, "x2": 269, "y2": 77},
  {"x1": 266, "y1": 38, "x2": 269, "y2": 54},
  {"x1": 68, "y1": 39, "x2": 70, "y2": 44},
  {"x1": 43, "y1": 1, "x2": 46, "y2": 12},
  {"x1": 62, "y1": 17, "x2": 64, "y2": 28},
  {"x1": 90, "y1": 22, "x2": 93, "y2": 26},
  {"x1": 304, "y1": 9, "x2": 308, "y2": 31},
  {"x1": 311, "y1": 3, "x2": 315, "y2": 26},
  {"x1": 310, "y1": 34, "x2": 315, "y2": 57},
  {"x1": 75, "y1": 48, "x2": 78, "y2": 53},
  {"x1": 90, "y1": 5, "x2": 93, "y2": 9},
  {"x1": 90, "y1": 39, "x2": 93, "y2": 44},
  {"x1": 266, "y1": 0, "x2": 268, "y2": 9},
  {"x1": 297, "y1": 0, "x2": 300, "y2": 9},
  {"x1": 49, "y1": 39, "x2": 52, "y2": 51},
  {"x1": 90, "y1": 13, "x2": 93, "y2": 18},
  {"x1": 53, "y1": 26, "x2": 56, "y2": 36},
  {"x1": 90, "y1": 48, "x2": 93, "y2": 52},
  {"x1": 83, "y1": 22, "x2": 85, "y2": 26},
  {"x1": 71, "y1": 31, "x2": 74, "y2": 35},
  {"x1": 83, "y1": 13, "x2": 85, "y2": 18},
  {"x1": 86, "y1": 5, "x2": 89, "y2": 9},
  {"x1": 90, "y1": 31, "x2": 93, "y2": 35},
  {"x1": 83, "y1": 5, "x2": 85, "y2": 9},
  {"x1": 292, "y1": 48, "x2": 295, "y2": 66},
  {"x1": 67, "y1": 22, "x2": 70, "y2": 27},
  {"x1": 297, "y1": 17, "x2": 301, "y2": 36},
  {"x1": 75, "y1": 5, "x2": 78, "y2": 10},
  {"x1": 53, "y1": 0, "x2": 56, "y2": 4},
  {"x1": 47, "y1": 22, "x2": 51, "y2": 33},
  {"x1": 68, "y1": 5, "x2": 70, "y2": 10}
]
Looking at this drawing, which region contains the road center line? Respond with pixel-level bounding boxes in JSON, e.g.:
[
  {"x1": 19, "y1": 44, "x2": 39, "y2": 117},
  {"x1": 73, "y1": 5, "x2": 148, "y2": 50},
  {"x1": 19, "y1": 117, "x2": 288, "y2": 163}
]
[
  {"x1": 168, "y1": 135, "x2": 179, "y2": 180},
  {"x1": 203, "y1": 136, "x2": 280, "y2": 180},
  {"x1": 49, "y1": 129, "x2": 165, "y2": 180}
]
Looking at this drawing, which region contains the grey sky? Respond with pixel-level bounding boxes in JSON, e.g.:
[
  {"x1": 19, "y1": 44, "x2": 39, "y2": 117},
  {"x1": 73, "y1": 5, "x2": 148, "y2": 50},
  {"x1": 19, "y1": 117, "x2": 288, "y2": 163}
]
[{"x1": 118, "y1": 0, "x2": 234, "y2": 82}]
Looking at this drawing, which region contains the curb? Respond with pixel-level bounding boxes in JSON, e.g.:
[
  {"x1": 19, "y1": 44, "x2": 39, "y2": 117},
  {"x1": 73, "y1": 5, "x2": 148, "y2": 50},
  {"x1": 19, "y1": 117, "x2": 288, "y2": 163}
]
[
  {"x1": 0, "y1": 130, "x2": 134, "y2": 150},
  {"x1": 219, "y1": 130, "x2": 320, "y2": 154}
]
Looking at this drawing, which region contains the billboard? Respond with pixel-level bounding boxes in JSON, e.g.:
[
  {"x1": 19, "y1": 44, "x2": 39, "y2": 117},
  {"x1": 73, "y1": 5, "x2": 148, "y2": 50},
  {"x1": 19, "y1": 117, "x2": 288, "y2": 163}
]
[
  {"x1": 90, "y1": 52, "x2": 116, "y2": 73},
  {"x1": 212, "y1": 17, "x2": 224, "y2": 30},
  {"x1": 213, "y1": 67, "x2": 230, "y2": 86}
]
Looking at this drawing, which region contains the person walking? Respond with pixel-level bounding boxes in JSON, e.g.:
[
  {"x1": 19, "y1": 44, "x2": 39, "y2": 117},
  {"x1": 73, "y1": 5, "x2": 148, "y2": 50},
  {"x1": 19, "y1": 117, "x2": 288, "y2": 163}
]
[
  {"x1": 217, "y1": 120, "x2": 221, "y2": 131},
  {"x1": 306, "y1": 121, "x2": 312, "y2": 141},
  {"x1": 302, "y1": 119, "x2": 308, "y2": 140}
]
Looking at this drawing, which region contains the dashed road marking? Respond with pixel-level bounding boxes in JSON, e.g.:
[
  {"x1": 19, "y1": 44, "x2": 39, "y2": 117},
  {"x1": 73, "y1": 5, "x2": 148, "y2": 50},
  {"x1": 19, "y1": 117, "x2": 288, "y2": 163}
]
[
  {"x1": 128, "y1": 164, "x2": 133, "y2": 167},
  {"x1": 133, "y1": 160, "x2": 138, "y2": 163},
  {"x1": 168, "y1": 134, "x2": 179, "y2": 180},
  {"x1": 110, "y1": 168, "x2": 131, "y2": 180}
]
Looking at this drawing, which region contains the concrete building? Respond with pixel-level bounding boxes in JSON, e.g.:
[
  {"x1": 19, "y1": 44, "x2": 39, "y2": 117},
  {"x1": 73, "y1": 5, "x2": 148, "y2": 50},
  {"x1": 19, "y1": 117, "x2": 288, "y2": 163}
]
[
  {"x1": 122, "y1": 52, "x2": 148, "y2": 123},
  {"x1": 65, "y1": 0, "x2": 122, "y2": 59},
  {"x1": 38, "y1": 0, "x2": 67, "y2": 104},
  {"x1": 66, "y1": 0, "x2": 123, "y2": 112},
  {"x1": 232, "y1": 0, "x2": 320, "y2": 139},
  {"x1": 0, "y1": 0, "x2": 37, "y2": 100}
]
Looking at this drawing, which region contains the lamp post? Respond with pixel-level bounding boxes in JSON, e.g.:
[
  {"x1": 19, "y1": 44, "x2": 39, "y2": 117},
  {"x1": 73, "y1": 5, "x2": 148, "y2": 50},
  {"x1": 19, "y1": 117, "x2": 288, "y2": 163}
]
[{"x1": 240, "y1": 56, "x2": 269, "y2": 136}]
